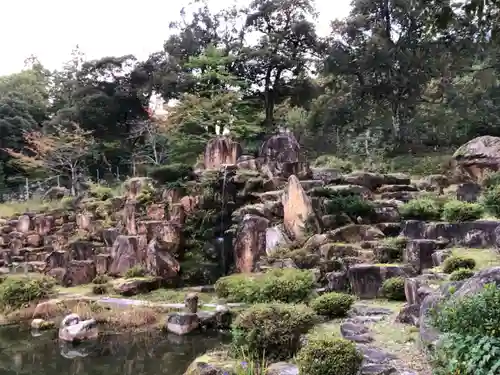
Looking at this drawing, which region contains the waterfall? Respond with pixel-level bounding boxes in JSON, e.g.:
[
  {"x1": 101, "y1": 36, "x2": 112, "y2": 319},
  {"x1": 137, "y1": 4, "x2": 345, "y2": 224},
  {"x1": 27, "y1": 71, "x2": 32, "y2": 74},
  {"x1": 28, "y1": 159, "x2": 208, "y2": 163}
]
[{"x1": 219, "y1": 165, "x2": 229, "y2": 274}]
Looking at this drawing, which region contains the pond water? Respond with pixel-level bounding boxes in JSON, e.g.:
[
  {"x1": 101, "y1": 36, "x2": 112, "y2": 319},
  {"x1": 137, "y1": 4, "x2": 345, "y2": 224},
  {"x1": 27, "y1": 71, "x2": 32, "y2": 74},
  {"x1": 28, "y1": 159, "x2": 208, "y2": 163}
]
[{"x1": 0, "y1": 326, "x2": 230, "y2": 375}]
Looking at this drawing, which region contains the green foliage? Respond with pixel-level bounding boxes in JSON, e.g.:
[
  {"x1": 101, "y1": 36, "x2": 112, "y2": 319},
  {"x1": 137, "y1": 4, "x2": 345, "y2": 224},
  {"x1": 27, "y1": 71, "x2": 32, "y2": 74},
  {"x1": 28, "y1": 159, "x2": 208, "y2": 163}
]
[
  {"x1": 482, "y1": 172, "x2": 500, "y2": 190},
  {"x1": 148, "y1": 163, "x2": 193, "y2": 187},
  {"x1": 323, "y1": 192, "x2": 376, "y2": 221},
  {"x1": 441, "y1": 200, "x2": 483, "y2": 222},
  {"x1": 124, "y1": 266, "x2": 147, "y2": 279},
  {"x1": 430, "y1": 284, "x2": 500, "y2": 374},
  {"x1": 312, "y1": 155, "x2": 354, "y2": 173},
  {"x1": 432, "y1": 283, "x2": 500, "y2": 337},
  {"x1": 309, "y1": 292, "x2": 355, "y2": 318},
  {"x1": 296, "y1": 335, "x2": 363, "y2": 375},
  {"x1": 92, "y1": 284, "x2": 109, "y2": 295},
  {"x1": 231, "y1": 303, "x2": 317, "y2": 360},
  {"x1": 432, "y1": 333, "x2": 500, "y2": 375},
  {"x1": 442, "y1": 256, "x2": 476, "y2": 274},
  {"x1": 92, "y1": 275, "x2": 110, "y2": 284},
  {"x1": 381, "y1": 277, "x2": 406, "y2": 301},
  {"x1": 400, "y1": 198, "x2": 444, "y2": 221},
  {"x1": 214, "y1": 269, "x2": 315, "y2": 304},
  {"x1": 449, "y1": 268, "x2": 475, "y2": 281},
  {"x1": 480, "y1": 185, "x2": 500, "y2": 217},
  {"x1": 0, "y1": 276, "x2": 55, "y2": 311},
  {"x1": 88, "y1": 183, "x2": 115, "y2": 201}
]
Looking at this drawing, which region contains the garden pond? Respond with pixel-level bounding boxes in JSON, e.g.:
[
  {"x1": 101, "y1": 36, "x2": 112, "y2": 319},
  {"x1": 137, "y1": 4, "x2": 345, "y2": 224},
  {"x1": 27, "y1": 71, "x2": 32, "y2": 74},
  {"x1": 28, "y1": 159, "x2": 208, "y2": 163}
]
[{"x1": 0, "y1": 326, "x2": 230, "y2": 375}]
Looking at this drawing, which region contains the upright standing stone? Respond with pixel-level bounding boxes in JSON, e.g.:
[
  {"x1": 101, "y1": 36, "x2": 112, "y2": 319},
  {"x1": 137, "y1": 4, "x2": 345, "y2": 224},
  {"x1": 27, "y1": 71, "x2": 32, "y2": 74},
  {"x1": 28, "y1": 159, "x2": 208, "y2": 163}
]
[{"x1": 185, "y1": 292, "x2": 199, "y2": 313}]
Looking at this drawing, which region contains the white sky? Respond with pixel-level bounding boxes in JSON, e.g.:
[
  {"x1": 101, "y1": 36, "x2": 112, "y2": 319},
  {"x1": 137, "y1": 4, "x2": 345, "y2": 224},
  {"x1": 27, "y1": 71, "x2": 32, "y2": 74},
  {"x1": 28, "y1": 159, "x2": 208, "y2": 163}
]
[{"x1": 0, "y1": 0, "x2": 351, "y2": 76}]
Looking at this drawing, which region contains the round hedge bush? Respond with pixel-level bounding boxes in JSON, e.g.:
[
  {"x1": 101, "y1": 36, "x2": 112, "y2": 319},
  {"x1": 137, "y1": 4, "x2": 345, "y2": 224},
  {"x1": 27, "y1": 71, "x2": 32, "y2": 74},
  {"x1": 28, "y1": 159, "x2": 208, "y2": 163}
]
[
  {"x1": 449, "y1": 268, "x2": 475, "y2": 281},
  {"x1": 92, "y1": 284, "x2": 109, "y2": 295},
  {"x1": 442, "y1": 200, "x2": 483, "y2": 222},
  {"x1": 399, "y1": 198, "x2": 443, "y2": 221},
  {"x1": 309, "y1": 292, "x2": 355, "y2": 318},
  {"x1": 481, "y1": 185, "x2": 500, "y2": 217},
  {"x1": 442, "y1": 256, "x2": 476, "y2": 274},
  {"x1": 0, "y1": 276, "x2": 55, "y2": 311},
  {"x1": 296, "y1": 335, "x2": 363, "y2": 375},
  {"x1": 381, "y1": 276, "x2": 406, "y2": 301},
  {"x1": 231, "y1": 303, "x2": 317, "y2": 361},
  {"x1": 215, "y1": 269, "x2": 315, "y2": 304},
  {"x1": 92, "y1": 275, "x2": 110, "y2": 285}
]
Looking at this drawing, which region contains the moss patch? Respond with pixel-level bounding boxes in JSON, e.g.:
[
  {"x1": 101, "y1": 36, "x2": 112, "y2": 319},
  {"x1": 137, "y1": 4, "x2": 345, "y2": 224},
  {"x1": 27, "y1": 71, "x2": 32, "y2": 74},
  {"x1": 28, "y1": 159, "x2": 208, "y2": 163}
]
[{"x1": 451, "y1": 247, "x2": 500, "y2": 270}]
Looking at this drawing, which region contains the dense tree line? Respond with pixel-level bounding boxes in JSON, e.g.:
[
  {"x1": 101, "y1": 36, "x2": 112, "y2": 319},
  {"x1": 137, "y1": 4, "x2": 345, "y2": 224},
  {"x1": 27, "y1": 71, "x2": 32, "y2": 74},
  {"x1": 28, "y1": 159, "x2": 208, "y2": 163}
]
[{"x1": 1, "y1": 0, "x2": 499, "y2": 193}]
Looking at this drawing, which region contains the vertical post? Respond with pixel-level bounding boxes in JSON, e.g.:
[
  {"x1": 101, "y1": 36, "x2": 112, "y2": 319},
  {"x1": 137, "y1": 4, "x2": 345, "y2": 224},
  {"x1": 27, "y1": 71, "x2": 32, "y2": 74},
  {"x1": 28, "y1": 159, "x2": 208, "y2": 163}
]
[
  {"x1": 116, "y1": 166, "x2": 120, "y2": 180},
  {"x1": 96, "y1": 169, "x2": 100, "y2": 183},
  {"x1": 25, "y1": 178, "x2": 29, "y2": 200},
  {"x1": 57, "y1": 175, "x2": 60, "y2": 187}
]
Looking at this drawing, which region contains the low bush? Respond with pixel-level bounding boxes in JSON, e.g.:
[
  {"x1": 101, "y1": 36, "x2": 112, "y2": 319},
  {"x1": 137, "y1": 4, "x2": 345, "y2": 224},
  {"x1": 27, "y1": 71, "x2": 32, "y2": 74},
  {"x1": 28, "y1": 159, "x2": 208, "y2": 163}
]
[
  {"x1": 430, "y1": 284, "x2": 500, "y2": 374},
  {"x1": 296, "y1": 335, "x2": 363, "y2": 375},
  {"x1": 442, "y1": 256, "x2": 476, "y2": 274},
  {"x1": 399, "y1": 198, "x2": 443, "y2": 221},
  {"x1": 125, "y1": 266, "x2": 147, "y2": 278},
  {"x1": 482, "y1": 171, "x2": 500, "y2": 190},
  {"x1": 312, "y1": 155, "x2": 354, "y2": 173},
  {"x1": 231, "y1": 303, "x2": 317, "y2": 360},
  {"x1": 480, "y1": 185, "x2": 500, "y2": 217},
  {"x1": 89, "y1": 183, "x2": 115, "y2": 201},
  {"x1": 323, "y1": 193, "x2": 376, "y2": 222},
  {"x1": 309, "y1": 292, "x2": 355, "y2": 318},
  {"x1": 381, "y1": 276, "x2": 406, "y2": 301},
  {"x1": 0, "y1": 276, "x2": 55, "y2": 311},
  {"x1": 215, "y1": 269, "x2": 315, "y2": 304},
  {"x1": 449, "y1": 268, "x2": 475, "y2": 281},
  {"x1": 92, "y1": 284, "x2": 109, "y2": 295},
  {"x1": 92, "y1": 275, "x2": 110, "y2": 285},
  {"x1": 441, "y1": 200, "x2": 483, "y2": 222},
  {"x1": 148, "y1": 163, "x2": 193, "y2": 187}
]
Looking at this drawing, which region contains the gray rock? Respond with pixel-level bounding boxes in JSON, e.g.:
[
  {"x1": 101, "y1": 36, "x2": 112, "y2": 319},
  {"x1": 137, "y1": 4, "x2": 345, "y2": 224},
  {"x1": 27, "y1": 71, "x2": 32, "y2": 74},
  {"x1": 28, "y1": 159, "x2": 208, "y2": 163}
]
[{"x1": 266, "y1": 362, "x2": 299, "y2": 375}]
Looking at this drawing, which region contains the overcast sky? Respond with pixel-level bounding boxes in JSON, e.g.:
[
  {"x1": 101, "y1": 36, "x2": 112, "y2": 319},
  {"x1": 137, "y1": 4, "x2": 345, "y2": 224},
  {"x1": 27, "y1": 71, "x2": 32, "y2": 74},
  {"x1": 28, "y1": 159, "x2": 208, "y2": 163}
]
[{"x1": 0, "y1": 0, "x2": 351, "y2": 76}]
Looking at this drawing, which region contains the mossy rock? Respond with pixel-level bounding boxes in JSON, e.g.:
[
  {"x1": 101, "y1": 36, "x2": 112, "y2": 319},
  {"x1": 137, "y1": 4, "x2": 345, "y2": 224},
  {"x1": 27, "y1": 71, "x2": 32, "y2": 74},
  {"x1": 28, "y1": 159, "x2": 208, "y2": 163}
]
[{"x1": 183, "y1": 352, "x2": 238, "y2": 375}]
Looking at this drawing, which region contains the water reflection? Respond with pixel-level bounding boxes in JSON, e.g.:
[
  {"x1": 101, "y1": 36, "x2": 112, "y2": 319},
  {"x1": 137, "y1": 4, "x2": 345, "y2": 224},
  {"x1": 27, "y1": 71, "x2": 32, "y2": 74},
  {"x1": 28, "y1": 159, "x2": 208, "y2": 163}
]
[{"x1": 0, "y1": 326, "x2": 230, "y2": 375}]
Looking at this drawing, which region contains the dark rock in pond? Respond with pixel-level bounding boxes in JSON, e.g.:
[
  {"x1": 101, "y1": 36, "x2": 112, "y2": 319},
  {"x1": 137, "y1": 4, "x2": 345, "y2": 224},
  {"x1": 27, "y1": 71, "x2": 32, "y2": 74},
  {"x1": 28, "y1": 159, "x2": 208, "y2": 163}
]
[
  {"x1": 341, "y1": 321, "x2": 374, "y2": 343},
  {"x1": 197, "y1": 307, "x2": 233, "y2": 331},
  {"x1": 457, "y1": 182, "x2": 481, "y2": 202},
  {"x1": 166, "y1": 312, "x2": 200, "y2": 336},
  {"x1": 266, "y1": 362, "x2": 299, "y2": 375}
]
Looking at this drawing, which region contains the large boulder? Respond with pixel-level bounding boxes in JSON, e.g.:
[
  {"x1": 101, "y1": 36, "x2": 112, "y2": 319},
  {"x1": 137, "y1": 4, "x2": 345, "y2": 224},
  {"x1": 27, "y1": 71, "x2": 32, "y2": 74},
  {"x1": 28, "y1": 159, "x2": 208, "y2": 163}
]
[
  {"x1": 234, "y1": 214, "x2": 269, "y2": 273},
  {"x1": 453, "y1": 135, "x2": 500, "y2": 180},
  {"x1": 282, "y1": 175, "x2": 319, "y2": 241},
  {"x1": 204, "y1": 136, "x2": 242, "y2": 169}
]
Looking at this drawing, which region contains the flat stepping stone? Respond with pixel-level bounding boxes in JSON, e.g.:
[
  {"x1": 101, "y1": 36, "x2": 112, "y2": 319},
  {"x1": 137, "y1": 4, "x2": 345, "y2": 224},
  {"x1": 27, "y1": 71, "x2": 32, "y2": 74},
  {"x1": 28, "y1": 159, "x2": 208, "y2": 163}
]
[
  {"x1": 341, "y1": 322, "x2": 374, "y2": 343},
  {"x1": 350, "y1": 304, "x2": 394, "y2": 317},
  {"x1": 356, "y1": 344, "x2": 398, "y2": 364}
]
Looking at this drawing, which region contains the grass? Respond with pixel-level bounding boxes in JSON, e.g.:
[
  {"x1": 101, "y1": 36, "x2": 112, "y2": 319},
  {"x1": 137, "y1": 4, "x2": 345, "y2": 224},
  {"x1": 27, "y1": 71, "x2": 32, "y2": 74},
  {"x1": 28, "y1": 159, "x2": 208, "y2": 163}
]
[
  {"x1": 128, "y1": 288, "x2": 216, "y2": 304},
  {"x1": 0, "y1": 197, "x2": 67, "y2": 218},
  {"x1": 451, "y1": 247, "x2": 500, "y2": 270}
]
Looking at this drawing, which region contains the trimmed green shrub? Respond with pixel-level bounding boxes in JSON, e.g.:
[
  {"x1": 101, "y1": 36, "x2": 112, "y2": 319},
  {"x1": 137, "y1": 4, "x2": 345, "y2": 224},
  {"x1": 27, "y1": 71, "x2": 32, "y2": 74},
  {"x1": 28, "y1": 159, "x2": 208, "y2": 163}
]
[
  {"x1": 381, "y1": 276, "x2": 406, "y2": 301},
  {"x1": 0, "y1": 276, "x2": 55, "y2": 311},
  {"x1": 92, "y1": 275, "x2": 110, "y2": 285},
  {"x1": 482, "y1": 171, "x2": 500, "y2": 189},
  {"x1": 441, "y1": 200, "x2": 483, "y2": 222},
  {"x1": 125, "y1": 266, "x2": 147, "y2": 278},
  {"x1": 449, "y1": 268, "x2": 475, "y2": 281},
  {"x1": 149, "y1": 163, "x2": 193, "y2": 187},
  {"x1": 92, "y1": 284, "x2": 109, "y2": 295},
  {"x1": 399, "y1": 198, "x2": 443, "y2": 221},
  {"x1": 442, "y1": 256, "x2": 476, "y2": 274},
  {"x1": 312, "y1": 155, "x2": 354, "y2": 173},
  {"x1": 296, "y1": 335, "x2": 363, "y2": 375},
  {"x1": 215, "y1": 269, "x2": 315, "y2": 304},
  {"x1": 323, "y1": 193, "x2": 376, "y2": 221},
  {"x1": 309, "y1": 292, "x2": 355, "y2": 318},
  {"x1": 481, "y1": 185, "x2": 500, "y2": 217},
  {"x1": 89, "y1": 184, "x2": 115, "y2": 201},
  {"x1": 231, "y1": 303, "x2": 317, "y2": 360}
]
